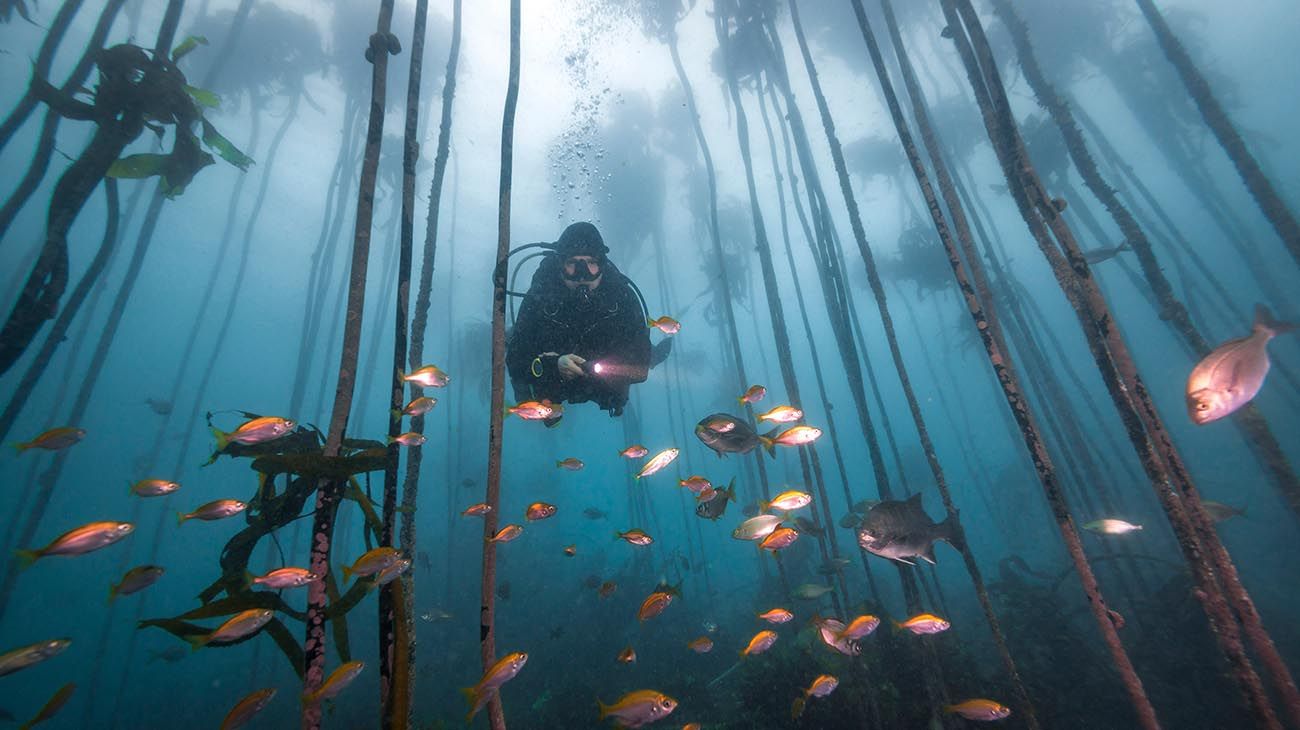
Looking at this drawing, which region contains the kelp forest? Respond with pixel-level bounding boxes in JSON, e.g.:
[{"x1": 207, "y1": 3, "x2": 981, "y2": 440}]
[{"x1": 1, "y1": 0, "x2": 1298, "y2": 728}]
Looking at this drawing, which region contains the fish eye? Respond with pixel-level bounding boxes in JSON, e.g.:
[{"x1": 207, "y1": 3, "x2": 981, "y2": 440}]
[{"x1": 1196, "y1": 402, "x2": 1210, "y2": 411}]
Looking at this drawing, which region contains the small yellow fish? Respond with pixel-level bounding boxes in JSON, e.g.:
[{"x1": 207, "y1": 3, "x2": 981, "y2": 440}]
[
  {"x1": 598, "y1": 690, "x2": 678, "y2": 728},
  {"x1": 647, "y1": 315, "x2": 681, "y2": 335},
  {"x1": 741, "y1": 630, "x2": 778, "y2": 657},
  {"x1": 945, "y1": 698, "x2": 1012, "y2": 721},
  {"x1": 635, "y1": 448, "x2": 679, "y2": 479},
  {"x1": 190, "y1": 608, "x2": 274, "y2": 649},
  {"x1": 763, "y1": 489, "x2": 812, "y2": 512},
  {"x1": 759, "y1": 425, "x2": 822, "y2": 453},
  {"x1": 302, "y1": 661, "x2": 365, "y2": 705},
  {"x1": 488, "y1": 524, "x2": 524, "y2": 543},
  {"x1": 897, "y1": 613, "x2": 950, "y2": 635},
  {"x1": 738, "y1": 384, "x2": 767, "y2": 404},
  {"x1": 757, "y1": 405, "x2": 803, "y2": 423},
  {"x1": 210, "y1": 417, "x2": 295, "y2": 451},
  {"x1": 387, "y1": 431, "x2": 426, "y2": 447},
  {"x1": 462, "y1": 652, "x2": 528, "y2": 722},
  {"x1": 13, "y1": 426, "x2": 85, "y2": 453},
  {"x1": 341, "y1": 546, "x2": 402, "y2": 581},
  {"x1": 525, "y1": 503, "x2": 557, "y2": 521},
  {"x1": 757, "y1": 608, "x2": 793, "y2": 624},
  {"x1": 398, "y1": 364, "x2": 450, "y2": 388},
  {"x1": 687, "y1": 636, "x2": 714, "y2": 653},
  {"x1": 177, "y1": 499, "x2": 247, "y2": 525},
  {"x1": 556, "y1": 457, "x2": 584, "y2": 471},
  {"x1": 506, "y1": 399, "x2": 560, "y2": 420},
  {"x1": 638, "y1": 585, "x2": 679, "y2": 621},
  {"x1": 839, "y1": 614, "x2": 881, "y2": 641},
  {"x1": 250, "y1": 567, "x2": 319, "y2": 589},
  {"x1": 758, "y1": 526, "x2": 799, "y2": 552},
  {"x1": 678, "y1": 475, "x2": 712, "y2": 493},
  {"x1": 792, "y1": 674, "x2": 838, "y2": 719},
  {"x1": 462, "y1": 503, "x2": 492, "y2": 517},
  {"x1": 617, "y1": 528, "x2": 654, "y2": 546},
  {"x1": 129, "y1": 478, "x2": 180, "y2": 497},
  {"x1": 1083, "y1": 518, "x2": 1143, "y2": 535},
  {"x1": 395, "y1": 396, "x2": 437, "y2": 418},
  {"x1": 617, "y1": 645, "x2": 637, "y2": 663},
  {"x1": 16, "y1": 521, "x2": 134, "y2": 567},
  {"x1": 563, "y1": 544, "x2": 577, "y2": 557},
  {"x1": 620, "y1": 444, "x2": 649, "y2": 459},
  {"x1": 220, "y1": 687, "x2": 277, "y2": 730}
]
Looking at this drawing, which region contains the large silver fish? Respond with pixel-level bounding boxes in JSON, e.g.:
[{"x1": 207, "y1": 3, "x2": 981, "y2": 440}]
[
  {"x1": 1187, "y1": 305, "x2": 1296, "y2": 424},
  {"x1": 856, "y1": 493, "x2": 962, "y2": 565}
]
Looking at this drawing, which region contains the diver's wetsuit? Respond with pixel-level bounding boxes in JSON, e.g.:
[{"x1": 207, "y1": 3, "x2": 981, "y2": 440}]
[{"x1": 506, "y1": 255, "x2": 650, "y2": 416}]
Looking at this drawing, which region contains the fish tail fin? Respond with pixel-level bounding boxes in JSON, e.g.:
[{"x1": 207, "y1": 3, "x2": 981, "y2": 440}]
[
  {"x1": 943, "y1": 704, "x2": 957, "y2": 715},
  {"x1": 396, "y1": 367, "x2": 406, "y2": 382},
  {"x1": 12, "y1": 441, "x2": 29, "y2": 453},
  {"x1": 244, "y1": 571, "x2": 256, "y2": 589},
  {"x1": 761, "y1": 427, "x2": 780, "y2": 458},
  {"x1": 1254, "y1": 304, "x2": 1298, "y2": 336},
  {"x1": 14, "y1": 549, "x2": 39, "y2": 569},
  {"x1": 725, "y1": 479, "x2": 737, "y2": 502},
  {"x1": 209, "y1": 426, "x2": 230, "y2": 452},
  {"x1": 391, "y1": 408, "x2": 402, "y2": 420},
  {"x1": 187, "y1": 635, "x2": 208, "y2": 652},
  {"x1": 791, "y1": 697, "x2": 806, "y2": 720},
  {"x1": 108, "y1": 584, "x2": 118, "y2": 604},
  {"x1": 341, "y1": 565, "x2": 354, "y2": 582},
  {"x1": 938, "y1": 511, "x2": 966, "y2": 554},
  {"x1": 597, "y1": 699, "x2": 611, "y2": 721},
  {"x1": 176, "y1": 511, "x2": 186, "y2": 527}
]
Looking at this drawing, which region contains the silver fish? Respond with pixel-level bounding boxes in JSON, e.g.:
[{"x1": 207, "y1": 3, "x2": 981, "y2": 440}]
[
  {"x1": 732, "y1": 514, "x2": 782, "y2": 541},
  {"x1": 0, "y1": 638, "x2": 70, "y2": 677},
  {"x1": 1187, "y1": 305, "x2": 1296, "y2": 424},
  {"x1": 1082, "y1": 241, "x2": 1131, "y2": 265},
  {"x1": 856, "y1": 493, "x2": 962, "y2": 565}
]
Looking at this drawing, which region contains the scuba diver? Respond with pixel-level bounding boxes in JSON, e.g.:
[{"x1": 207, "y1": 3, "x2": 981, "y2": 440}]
[{"x1": 506, "y1": 222, "x2": 657, "y2": 426}]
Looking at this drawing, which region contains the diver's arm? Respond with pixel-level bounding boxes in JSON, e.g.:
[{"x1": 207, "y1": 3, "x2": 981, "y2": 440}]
[{"x1": 507, "y1": 299, "x2": 563, "y2": 392}]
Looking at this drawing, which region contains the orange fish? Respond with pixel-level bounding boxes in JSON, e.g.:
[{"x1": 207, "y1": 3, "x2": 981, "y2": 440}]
[
  {"x1": 525, "y1": 503, "x2": 557, "y2": 521},
  {"x1": 687, "y1": 636, "x2": 714, "y2": 654},
  {"x1": 741, "y1": 630, "x2": 778, "y2": 657},
  {"x1": 177, "y1": 499, "x2": 247, "y2": 525},
  {"x1": 897, "y1": 613, "x2": 950, "y2": 635},
  {"x1": 620, "y1": 445, "x2": 649, "y2": 459},
  {"x1": 398, "y1": 364, "x2": 450, "y2": 388},
  {"x1": 840, "y1": 615, "x2": 881, "y2": 641},
  {"x1": 759, "y1": 425, "x2": 822, "y2": 454},
  {"x1": 461, "y1": 652, "x2": 528, "y2": 722},
  {"x1": 616, "y1": 529, "x2": 654, "y2": 546},
  {"x1": 647, "y1": 315, "x2": 681, "y2": 335},
  {"x1": 556, "y1": 458, "x2": 584, "y2": 471},
  {"x1": 678, "y1": 475, "x2": 712, "y2": 493},
  {"x1": 791, "y1": 674, "x2": 839, "y2": 719},
  {"x1": 598, "y1": 690, "x2": 678, "y2": 728},
  {"x1": 757, "y1": 405, "x2": 803, "y2": 423},
  {"x1": 757, "y1": 608, "x2": 793, "y2": 624},
  {"x1": 738, "y1": 384, "x2": 767, "y2": 404},
  {"x1": 387, "y1": 431, "x2": 426, "y2": 447},
  {"x1": 210, "y1": 417, "x2": 295, "y2": 452},
  {"x1": 759, "y1": 526, "x2": 799, "y2": 552},
  {"x1": 945, "y1": 698, "x2": 1012, "y2": 721},
  {"x1": 506, "y1": 399, "x2": 559, "y2": 420},
  {"x1": 617, "y1": 645, "x2": 637, "y2": 664},
  {"x1": 637, "y1": 584, "x2": 680, "y2": 621},
  {"x1": 563, "y1": 545, "x2": 577, "y2": 557},
  {"x1": 16, "y1": 521, "x2": 134, "y2": 567},
  {"x1": 462, "y1": 503, "x2": 492, "y2": 517},
  {"x1": 13, "y1": 426, "x2": 85, "y2": 453},
  {"x1": 488, "y1": 525, "x2": 524, "y2": 543}
]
